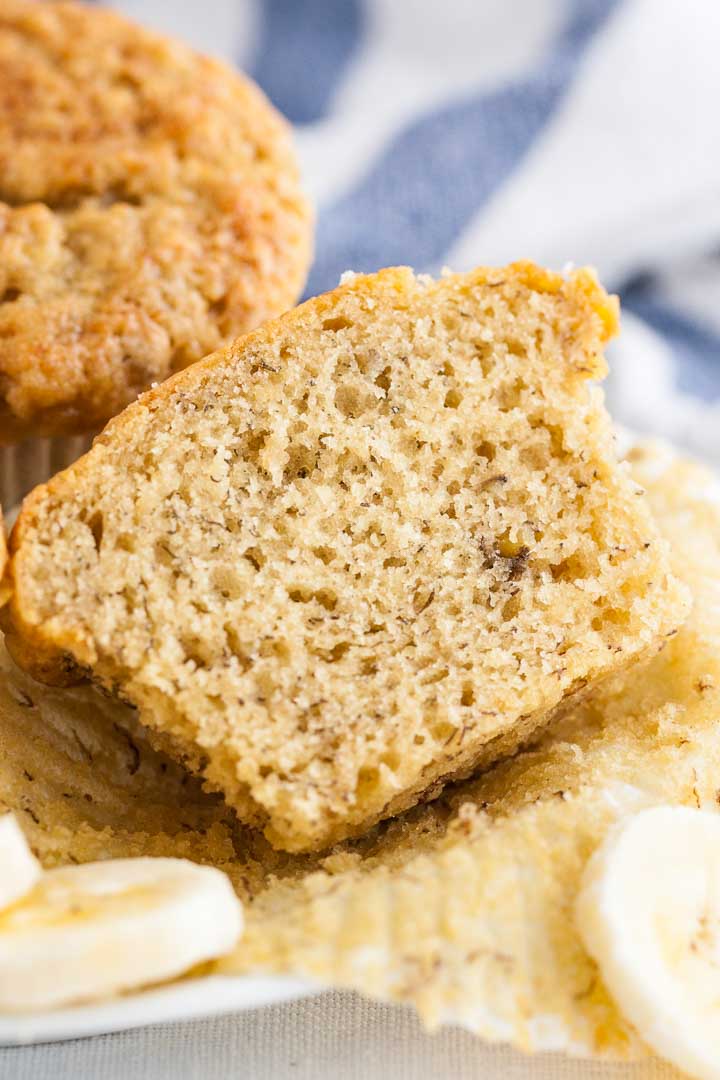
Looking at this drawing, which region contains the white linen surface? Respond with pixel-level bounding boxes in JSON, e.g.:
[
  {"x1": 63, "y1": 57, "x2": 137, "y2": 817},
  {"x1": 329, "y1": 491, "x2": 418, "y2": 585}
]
[{"x1": 0, "y1": 992, "x2": 684, "y2": 1079}]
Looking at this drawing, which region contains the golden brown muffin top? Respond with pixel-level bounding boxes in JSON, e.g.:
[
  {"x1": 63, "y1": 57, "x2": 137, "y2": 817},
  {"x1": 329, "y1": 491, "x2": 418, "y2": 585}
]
[{"x1": 0, "y1": 0, "x2": 312, "y2": 443}]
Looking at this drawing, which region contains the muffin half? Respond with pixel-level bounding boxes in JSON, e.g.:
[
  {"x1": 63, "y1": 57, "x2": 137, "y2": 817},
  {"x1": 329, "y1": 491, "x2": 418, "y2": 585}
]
[{"x1": 3, "y1": 263, "x2": 689, "y2": 851}]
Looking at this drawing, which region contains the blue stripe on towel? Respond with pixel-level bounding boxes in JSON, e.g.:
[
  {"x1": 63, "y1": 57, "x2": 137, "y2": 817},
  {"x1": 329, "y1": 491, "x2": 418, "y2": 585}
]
[
  {"x1": 623, "y1": 290, "x2": 720, "y2": 402},
  {"x1": 250, "y1": 0, "x2": 364, "y2": 124},
  {"x1": 305, "y1": 0, "x2": 621, "y2": 298}
]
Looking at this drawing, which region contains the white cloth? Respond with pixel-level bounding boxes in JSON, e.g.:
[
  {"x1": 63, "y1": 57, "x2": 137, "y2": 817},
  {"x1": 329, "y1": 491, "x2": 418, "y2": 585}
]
[{"x1": 0, "y1": 992, "x2": 685, "y2": 1079}]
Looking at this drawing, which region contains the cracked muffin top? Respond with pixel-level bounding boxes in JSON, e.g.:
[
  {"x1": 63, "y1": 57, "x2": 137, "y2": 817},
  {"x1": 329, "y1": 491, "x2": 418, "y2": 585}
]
[{"x1": 0, "y1": 0, "x2": 312, "y2": 443}]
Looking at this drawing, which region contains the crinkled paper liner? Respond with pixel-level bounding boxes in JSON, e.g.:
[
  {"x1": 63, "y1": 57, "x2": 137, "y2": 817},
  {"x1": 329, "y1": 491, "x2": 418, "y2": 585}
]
[{"x1": 0, "y1": 434, "x2": 95, "y2": 512}]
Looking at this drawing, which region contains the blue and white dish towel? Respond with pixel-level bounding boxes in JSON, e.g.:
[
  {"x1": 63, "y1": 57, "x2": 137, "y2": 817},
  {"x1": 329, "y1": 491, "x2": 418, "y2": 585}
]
[{"x1": 118, "y1": 0, "x2": 720, "y2": 463}]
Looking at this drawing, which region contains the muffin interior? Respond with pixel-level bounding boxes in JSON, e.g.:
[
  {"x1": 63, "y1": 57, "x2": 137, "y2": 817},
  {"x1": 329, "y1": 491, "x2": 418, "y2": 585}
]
[{"x1": 7, "y1": 266, "x2": 687, "y2": 850}]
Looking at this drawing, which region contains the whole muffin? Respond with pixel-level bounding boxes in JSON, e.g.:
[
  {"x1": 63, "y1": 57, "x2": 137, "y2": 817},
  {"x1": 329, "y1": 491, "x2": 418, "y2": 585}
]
[{"x1": 0, "y1": 0, "x2": 312, "y2": 500}]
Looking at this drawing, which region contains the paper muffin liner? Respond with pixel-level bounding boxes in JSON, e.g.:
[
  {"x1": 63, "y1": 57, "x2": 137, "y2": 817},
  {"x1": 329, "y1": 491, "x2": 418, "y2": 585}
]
[{"x1": 0, "y1": 434, "x2": 96, "y2": 514}]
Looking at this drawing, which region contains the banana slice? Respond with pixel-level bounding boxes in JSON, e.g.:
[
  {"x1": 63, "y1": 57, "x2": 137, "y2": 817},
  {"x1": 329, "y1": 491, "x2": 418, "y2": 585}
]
[
  {"x1": 0, "y1": 815, "x2": 41, "y2": 912},
  {"x1": 576, "y1": 806, "x2": 720, "y2": 1080},
  {"x1": 0, "y1": 857, "x2": 243, "y2": 1011}
]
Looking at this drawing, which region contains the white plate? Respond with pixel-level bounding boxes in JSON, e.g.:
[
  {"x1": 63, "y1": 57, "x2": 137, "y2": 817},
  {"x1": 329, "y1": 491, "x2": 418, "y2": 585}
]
[{"x1": 0, "y1": 974, "x2": 318, "y2": 1046}]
